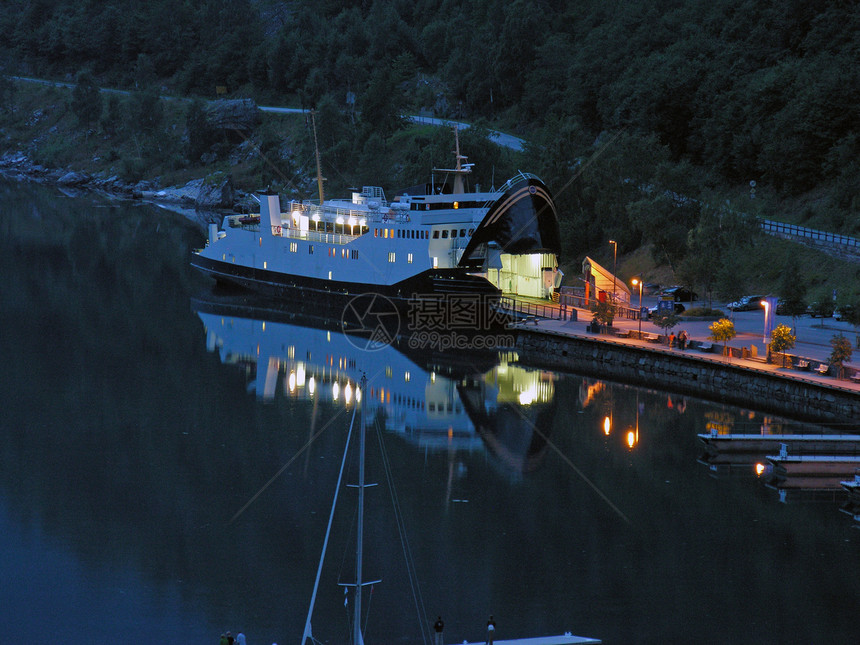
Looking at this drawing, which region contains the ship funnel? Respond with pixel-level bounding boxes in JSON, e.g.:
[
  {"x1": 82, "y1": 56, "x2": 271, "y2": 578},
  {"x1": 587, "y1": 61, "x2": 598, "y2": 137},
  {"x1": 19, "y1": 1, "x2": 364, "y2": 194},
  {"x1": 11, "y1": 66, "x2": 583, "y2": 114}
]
[{"x1": 259, "y1": 193, "x2": 282, "y2": 231}]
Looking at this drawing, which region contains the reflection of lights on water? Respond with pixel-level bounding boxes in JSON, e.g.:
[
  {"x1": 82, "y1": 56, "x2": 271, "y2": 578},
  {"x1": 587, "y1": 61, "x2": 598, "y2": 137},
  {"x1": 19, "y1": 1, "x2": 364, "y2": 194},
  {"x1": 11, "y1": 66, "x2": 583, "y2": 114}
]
[
  {"x1": 356, "y1": 386, "x2": 361, "y2": 403},
  {"x1": 344, "y1": 382, "x2": 353, "y2": 404},
  {"x1": 518, "y1": 388, "x2": 536, "y2": 405},
  {"x1": 332, "y1": 382, "x2": 340, "y2": 400},
  {"x1": 603, "y1": 416, "x2": 611, "y2": 436},
  {"x1": 755, "y1": 463, "x2": 766, "y2": 476},
  {"x1": 288, "y1": 371, "x2": 296, "y2": 393},
  {"x1": 308, "y1": 376, "x2": 316, "y2": 395},
  {"x1": 626, "y1": 429, "x2": 637, "y2": 449},
  {"x1": 296, "y1": 363, "x2": 305, "y2": 387}
]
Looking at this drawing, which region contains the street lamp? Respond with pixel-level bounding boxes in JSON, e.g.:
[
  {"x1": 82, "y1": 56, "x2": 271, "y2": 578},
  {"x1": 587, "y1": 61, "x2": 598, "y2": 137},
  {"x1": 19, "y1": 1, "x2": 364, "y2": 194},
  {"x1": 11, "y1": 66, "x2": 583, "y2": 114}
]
[
  {"x1": 609, "y1": 239, "x2": 617, "y2": 303},
  {"x1": 761, "y1": 299, "x2": 770, "y2": 344},
  {"x1": 632, "y1": 277, "x2": 643, "y2": 338}
]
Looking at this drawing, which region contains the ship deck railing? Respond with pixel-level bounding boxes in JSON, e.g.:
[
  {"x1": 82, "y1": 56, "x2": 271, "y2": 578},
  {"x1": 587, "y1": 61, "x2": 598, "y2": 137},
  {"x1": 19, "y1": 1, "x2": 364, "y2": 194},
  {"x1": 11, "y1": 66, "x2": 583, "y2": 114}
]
[
  {"x1": 276, "y1": 227, "x2": 360, "y2": 245},
  {"x1": 287, "y1": 199, "x2": 412, "y2": 225}
]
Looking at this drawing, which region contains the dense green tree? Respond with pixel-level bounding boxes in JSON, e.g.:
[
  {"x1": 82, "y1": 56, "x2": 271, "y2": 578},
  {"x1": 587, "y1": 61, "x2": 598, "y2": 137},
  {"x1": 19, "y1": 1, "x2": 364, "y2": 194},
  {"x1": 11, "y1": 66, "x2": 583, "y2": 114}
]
[
  {"x1": 777, "y1": 262, "x2": 808, "y2": 330},
  {"x1": 70, "y1": 70, "x2": 101, "y2": 132},
  {"x1": 185, "y1": 99, "x2": 215, "y2": 163},
  {"x1": 709, "y1": 318, "x2": 737, "y2": 358},
  {"x1": 650, "y1": 309, "x2": 680, "y2": 342},
  {"x1": 828, "y1": 333, "x2": 852, "y2": 379},
  {"x1": 769, "y1": 324, "x2": 796, "y2": 367}
]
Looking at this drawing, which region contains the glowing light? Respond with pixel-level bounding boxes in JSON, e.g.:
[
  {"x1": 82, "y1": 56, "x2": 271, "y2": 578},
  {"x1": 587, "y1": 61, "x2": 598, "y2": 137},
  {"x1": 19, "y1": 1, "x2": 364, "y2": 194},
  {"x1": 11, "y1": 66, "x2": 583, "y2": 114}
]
[
  {"x1": 336, "y1": 217, "x2": 344, "y2": 225},
  {"x1": 603, "y1": 416, "x2": 611, "y2": 436},
  {"x1": 332, "y1": 382, "x2": 340, "y2": 400},
  {"x1": 348, "y1": 217, "x2": 356, "y2": 226},
  {"x1": 344, "y1": 382, "x2": 353, "y2": 404},
  {"x1": 626, "y1": 430, "x2": 636, "y2": 449},
  {"x1": 308, "y1": 376, "x2": 316, "y2": 395},
  {"x1": 518, "y1": 388, "x2": 536, "y2": 405},
  {"x1": 404, "y1": 371, "x2": 410, "y2": 382},
  {"x1": 355, "y1": 387, "x2": 361, "y2": 403},
  {"x1": 312, "y1": 214, "x2": 320, "y2": 222},
  {"x1": 296, "y1": 363, "x2": 306, "y2": 387},
  {"x1": 288, "y1": 371, "x2": 296, "y2": 393},
  {"x1": 755, "y1": 463, "x2": 766, "y2": 476}
]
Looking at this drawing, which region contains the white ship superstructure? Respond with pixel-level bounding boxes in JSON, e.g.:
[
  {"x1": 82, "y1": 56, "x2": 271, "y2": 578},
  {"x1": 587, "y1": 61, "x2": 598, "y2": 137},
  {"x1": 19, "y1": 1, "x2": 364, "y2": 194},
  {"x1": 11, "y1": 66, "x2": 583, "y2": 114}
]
[{"x1": 191, "y1": 138, "x2": 562, "y2": 304}]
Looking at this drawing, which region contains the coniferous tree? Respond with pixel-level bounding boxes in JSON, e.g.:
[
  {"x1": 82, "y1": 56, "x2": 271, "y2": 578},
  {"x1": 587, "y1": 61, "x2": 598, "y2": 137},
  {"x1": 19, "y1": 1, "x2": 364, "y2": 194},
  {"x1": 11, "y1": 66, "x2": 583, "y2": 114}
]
[{"x1": 71, "y1": 70, "x2": 102, "y2": 133}]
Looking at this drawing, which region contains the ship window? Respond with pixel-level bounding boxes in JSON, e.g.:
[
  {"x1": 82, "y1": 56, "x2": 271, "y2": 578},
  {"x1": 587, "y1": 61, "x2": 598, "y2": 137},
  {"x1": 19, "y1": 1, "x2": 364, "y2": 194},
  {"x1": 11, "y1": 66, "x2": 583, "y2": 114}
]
[
  {"x1": 432, "y1": 256, "x2": 438, "y2": 268},
  {"x1": 375, "y1": 228, "x2": 379, "y2": 237},
  {"x1": 441, "y1": 230, "x2": 448, "y2": 239},
  {"x1": 451, "y1": 229, "x2": 457, "y2": 238},
  {"x1": 433, "y1": 230, "x2": 439, "y2": 239},
  {"x1": 341, "y1": 248, "x2": 347, "y2": 258},
  {"x1": 388, "y1": 252, "x2": 396, "y2": 263},
  {"x1": 407, "y1": 253, "x2": 413, "y2": 264},
  {"x1": 290, "y1": 242, "x2": 297, "y2": 252},
  {"x1": 309, "y1": 245, "x2": 314, "y2": 254},
  {"x1": 259, "y1": 237, "x2": 262, "y2": 246},
  {"x1": 351, "y1": 250, "x2": 359, "y2": 259},
  {"x1": 460, "y1": 229, "x2": 466, "y2": 237},
  {"x1": 468, "y1": 228, "x2": 475, "y2": 235},
  {"x1": 263, "y1": 261, "x2": 267, "y2": 269}
]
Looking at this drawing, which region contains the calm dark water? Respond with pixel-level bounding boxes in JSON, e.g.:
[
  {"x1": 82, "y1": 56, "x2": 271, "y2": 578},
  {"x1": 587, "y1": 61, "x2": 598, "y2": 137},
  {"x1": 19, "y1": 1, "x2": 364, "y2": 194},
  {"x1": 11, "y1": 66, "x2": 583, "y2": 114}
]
[{"x1": 1, "y1": 180, "x2": 859, "y2": 645}]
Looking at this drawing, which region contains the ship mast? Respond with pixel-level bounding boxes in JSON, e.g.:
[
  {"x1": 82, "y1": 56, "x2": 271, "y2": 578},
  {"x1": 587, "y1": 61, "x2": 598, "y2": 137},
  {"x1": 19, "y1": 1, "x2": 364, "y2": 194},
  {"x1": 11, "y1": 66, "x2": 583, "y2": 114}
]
[
  {"x1": 311, "y1": 110, "x2": 325, "y2": 205},
  {"x1": 433, "y1": 126, "x2": 472, "y2": 195}
]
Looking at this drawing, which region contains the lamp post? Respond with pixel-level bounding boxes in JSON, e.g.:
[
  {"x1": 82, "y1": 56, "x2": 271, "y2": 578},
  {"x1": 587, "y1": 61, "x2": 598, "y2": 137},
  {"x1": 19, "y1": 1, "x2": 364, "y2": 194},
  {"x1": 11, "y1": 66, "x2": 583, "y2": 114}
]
[
  {"x1": 761, "y1": 299, "x2": 770, "y2": 344},
  {"x1": 609, "y1": 239, "x2": 617, "y2": 303},
  {"x1": 632, "y1": 277, "x2": 643, "y2": 338}
]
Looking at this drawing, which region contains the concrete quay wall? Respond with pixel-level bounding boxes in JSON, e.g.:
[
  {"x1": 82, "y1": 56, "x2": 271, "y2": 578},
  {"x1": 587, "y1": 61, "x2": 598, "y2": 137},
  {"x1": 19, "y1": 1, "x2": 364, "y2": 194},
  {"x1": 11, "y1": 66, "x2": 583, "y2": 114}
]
[{"x1": 515, "y1": 328, "x2": 860, "y2": 423}]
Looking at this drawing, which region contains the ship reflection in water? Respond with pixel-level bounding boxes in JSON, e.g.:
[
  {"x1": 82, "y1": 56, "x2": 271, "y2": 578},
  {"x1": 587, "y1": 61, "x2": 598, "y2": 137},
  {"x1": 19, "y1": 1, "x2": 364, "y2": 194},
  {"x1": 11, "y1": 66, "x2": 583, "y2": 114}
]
[{"x1": 192, "y1": 297, "x2": 556, "y2": 475}]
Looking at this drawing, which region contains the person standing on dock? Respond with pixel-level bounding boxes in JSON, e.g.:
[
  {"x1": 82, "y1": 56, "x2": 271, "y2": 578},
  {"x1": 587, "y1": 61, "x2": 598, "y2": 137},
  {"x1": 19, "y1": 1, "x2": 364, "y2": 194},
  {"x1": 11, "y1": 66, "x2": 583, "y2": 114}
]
[
  {"x1": 486, "y1": 615, "x2": 496, "y2": 644},
  {"x1": 434, "y1": 616, "x2": 444, "y2": 645}
]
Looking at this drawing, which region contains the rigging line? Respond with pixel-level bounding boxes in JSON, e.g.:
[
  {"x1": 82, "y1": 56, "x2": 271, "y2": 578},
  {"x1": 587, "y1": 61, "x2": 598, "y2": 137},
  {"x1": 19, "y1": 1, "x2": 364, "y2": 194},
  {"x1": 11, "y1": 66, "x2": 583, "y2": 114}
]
[
  {"x1": 229, "y1": 126, "x2": 311, "y2": 194},
  {"x1": 302, "y1": 403, "x2": 359, "y2": 645},
  {"x1": 229, "y1": 404, "x2": 350, "y2": 524},
  {"x1": 509, "y1": 403, "x2": 632, "y2": 526},
  {"x1": 373, "y1": 416, "x2": 431, "y2": 645},
  {"x1": 500, "y1": 126, "x2": 629, "y2": 257}
]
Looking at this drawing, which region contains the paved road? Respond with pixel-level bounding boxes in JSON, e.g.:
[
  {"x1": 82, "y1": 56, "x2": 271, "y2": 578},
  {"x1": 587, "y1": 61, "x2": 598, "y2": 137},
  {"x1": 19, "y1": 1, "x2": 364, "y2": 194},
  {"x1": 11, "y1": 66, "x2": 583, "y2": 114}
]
[{"x1": 519, "y1": 298, "x2": 860, "y2": 394}]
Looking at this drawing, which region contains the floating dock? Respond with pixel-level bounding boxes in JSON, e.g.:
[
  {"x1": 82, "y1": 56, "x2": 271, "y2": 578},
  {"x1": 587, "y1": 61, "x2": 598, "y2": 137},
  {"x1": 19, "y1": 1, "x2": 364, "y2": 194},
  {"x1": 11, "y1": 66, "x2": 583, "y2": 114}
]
[
  {"x1": 766, "y1": 453, "x2": 860, "y2": 490},
  {"x1": 698, "y1": 433, "x2": 860, "y2": 471}
]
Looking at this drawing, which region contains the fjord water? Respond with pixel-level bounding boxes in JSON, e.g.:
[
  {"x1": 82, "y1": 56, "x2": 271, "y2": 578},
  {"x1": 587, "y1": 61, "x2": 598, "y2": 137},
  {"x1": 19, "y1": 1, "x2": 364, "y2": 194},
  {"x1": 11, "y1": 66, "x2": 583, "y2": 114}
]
[{"x1": 1, "y1": 180, "x2": 858, "y2": 645}]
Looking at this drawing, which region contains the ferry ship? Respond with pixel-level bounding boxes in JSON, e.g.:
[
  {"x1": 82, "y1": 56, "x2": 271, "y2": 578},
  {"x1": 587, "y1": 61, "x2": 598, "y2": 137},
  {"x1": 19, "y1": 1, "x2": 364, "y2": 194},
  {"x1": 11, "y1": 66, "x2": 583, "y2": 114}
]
[{"x1": 191, "y1": 135, "x2": 562, "y2": 308}]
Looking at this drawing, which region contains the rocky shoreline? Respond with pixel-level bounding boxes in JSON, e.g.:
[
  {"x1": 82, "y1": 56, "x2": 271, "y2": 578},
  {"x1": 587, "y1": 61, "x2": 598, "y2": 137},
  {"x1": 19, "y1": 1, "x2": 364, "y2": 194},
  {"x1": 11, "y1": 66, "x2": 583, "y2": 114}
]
[{"x1": 0, "y1": 151, "x2": 244, "y2": 227}]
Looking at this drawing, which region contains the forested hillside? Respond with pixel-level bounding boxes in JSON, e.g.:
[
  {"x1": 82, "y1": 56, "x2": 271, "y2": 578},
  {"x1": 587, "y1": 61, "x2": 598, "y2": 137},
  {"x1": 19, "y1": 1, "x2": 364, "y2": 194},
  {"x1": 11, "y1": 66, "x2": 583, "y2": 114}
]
[{"x1": 1, "y1": 0, "x2": 858, "y2": 304}]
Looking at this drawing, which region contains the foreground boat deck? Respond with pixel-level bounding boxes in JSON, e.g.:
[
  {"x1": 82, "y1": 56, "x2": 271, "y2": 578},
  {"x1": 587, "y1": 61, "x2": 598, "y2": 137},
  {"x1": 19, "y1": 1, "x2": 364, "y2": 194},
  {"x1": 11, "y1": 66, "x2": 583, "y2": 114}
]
[{"x1": 454, "y1": 634, "x2": 600, "y2": 645}]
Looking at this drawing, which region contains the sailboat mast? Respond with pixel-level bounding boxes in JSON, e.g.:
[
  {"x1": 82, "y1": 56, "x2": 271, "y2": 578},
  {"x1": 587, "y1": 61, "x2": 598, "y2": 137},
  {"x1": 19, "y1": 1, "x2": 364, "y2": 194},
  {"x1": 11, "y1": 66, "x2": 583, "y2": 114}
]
[{"x1": 353, "y1": 375, "x2": 366, "y2": 645}]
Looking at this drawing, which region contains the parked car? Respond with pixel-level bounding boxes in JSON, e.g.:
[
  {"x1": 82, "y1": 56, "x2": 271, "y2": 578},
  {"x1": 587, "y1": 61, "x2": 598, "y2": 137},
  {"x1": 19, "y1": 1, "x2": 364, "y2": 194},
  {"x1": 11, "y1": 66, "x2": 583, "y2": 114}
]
[
  {"x1": 727, "y1": 295, "x2": 765, "y2": 311},
  {"x1": 776, "y1": 298, "x2": 807, "y2": 316},
  {"x1": 834, "y1": 305, "x2": 855, "y2": 322},
  {"x1": 807, "y1": 301, "x2": 834, "y2": 317},
  {"x1": 659, "y1": 286, "x2": 698, "y2": 302}
]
